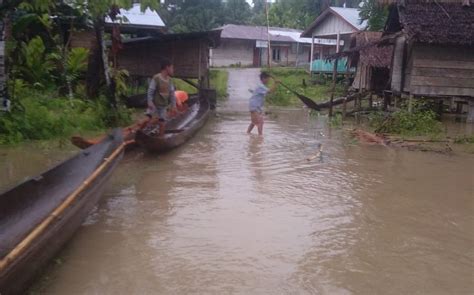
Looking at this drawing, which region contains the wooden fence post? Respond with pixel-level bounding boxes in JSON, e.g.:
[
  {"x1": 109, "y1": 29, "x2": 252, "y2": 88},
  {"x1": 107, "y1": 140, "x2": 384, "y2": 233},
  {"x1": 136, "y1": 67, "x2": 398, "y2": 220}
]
[{"x1": 329, "y1": 58, "x2": 338, "y2": 117}]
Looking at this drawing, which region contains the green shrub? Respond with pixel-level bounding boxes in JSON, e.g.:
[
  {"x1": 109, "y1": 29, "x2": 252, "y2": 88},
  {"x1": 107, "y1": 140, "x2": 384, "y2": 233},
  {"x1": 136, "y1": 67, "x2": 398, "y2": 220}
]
[
  {"x1": 372, "y1": 102, "x2": 442, "y2": 136},
  {"x1": 454, "y1": 135, "x2": 474, "y2": 144},
  {"x1": 16, "y1": 36, "x2": 56, "y2": 89},
  {"x1": 0, "y1": 88, "x2": 131, "y2": 144},
  {"x1": 329, "y1": 113, "x2": 343, "y2": 128}
]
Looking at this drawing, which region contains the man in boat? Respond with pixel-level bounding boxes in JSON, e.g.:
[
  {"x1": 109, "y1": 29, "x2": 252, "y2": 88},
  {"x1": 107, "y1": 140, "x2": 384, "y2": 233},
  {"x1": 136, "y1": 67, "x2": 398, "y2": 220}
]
[
  {"x1": 247, "y1": 71, "x2": 279, "y2": 136},
  {"x1": 147, "y1": 58, "x2": 178, "y2": 137}
]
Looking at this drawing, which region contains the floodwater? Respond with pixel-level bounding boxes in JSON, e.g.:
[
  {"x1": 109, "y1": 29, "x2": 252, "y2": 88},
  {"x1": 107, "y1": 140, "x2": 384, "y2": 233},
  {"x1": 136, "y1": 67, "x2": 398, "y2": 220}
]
[{"x1": 1, "y1": 69, "x2": 473, "y2": 294}]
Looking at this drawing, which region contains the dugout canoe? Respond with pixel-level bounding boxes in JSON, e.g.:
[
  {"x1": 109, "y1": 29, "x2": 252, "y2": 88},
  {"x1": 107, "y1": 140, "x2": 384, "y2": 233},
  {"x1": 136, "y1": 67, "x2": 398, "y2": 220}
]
[
  {"x1": 70, "y1": 95, "x2": 199, "y2": 150},
  {"x1": 71, "y1": 120, "x2": 145, "y2": 150},
  {"x1": 0, "y1": 130, "x2": 124, "y2": 295},
  {"x1": 125, "y1": 93, "x2": 147, "y2": 108},
  {"x1": 135, "y1": 97, "x2": 210, "y2": 153}
]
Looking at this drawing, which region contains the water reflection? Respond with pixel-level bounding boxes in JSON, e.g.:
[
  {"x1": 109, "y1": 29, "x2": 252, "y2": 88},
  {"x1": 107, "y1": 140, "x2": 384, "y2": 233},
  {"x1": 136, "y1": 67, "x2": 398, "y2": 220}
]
[{"x1": 247, "y1": 135, "x2": 264, "y2": 185}]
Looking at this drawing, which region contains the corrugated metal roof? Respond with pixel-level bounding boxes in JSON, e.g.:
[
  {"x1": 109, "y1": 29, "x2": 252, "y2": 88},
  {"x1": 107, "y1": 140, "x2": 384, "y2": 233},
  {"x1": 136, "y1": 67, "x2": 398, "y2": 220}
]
[
  {"x1": 301, "y1": 6, "x2": 367, "y2": 38},
  {"x1": 329, "y1": 7, "x2": 367, "y2": 30},
  {"x1": 105, "y1": 4, "x2": 165, "y2": 28},
  {"x1": 269, "y1": 29, "x2": 342, "y2": 45},
  {"x1": 218, "y1": 24, "x2": 293, "y2": 42},
  {"x1": 218, "y1": 24, "x2": 340, "y2": 45}
]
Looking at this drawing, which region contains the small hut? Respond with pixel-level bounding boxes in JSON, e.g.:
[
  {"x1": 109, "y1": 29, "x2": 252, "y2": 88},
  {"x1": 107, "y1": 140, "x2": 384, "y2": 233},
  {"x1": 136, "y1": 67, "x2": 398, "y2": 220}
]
[
  {"x1": 117, "y1": 31, "x2": 221, "y2": 87},
  {"x1": 350, "y1": 31, "x2": 393, "y2": 94},
  {"x1": 383, "y1": 1, "x2": 474, "y2": 119}
]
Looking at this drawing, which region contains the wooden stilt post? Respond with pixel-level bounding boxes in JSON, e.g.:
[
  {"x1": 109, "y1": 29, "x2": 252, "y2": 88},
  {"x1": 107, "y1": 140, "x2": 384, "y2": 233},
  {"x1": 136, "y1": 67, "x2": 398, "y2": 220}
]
[
  {"x1": 329, "y1": 59, "x2": 338, "y2": 117},
  {"x1": 368, "y1": 91, "x2": 373, "y2": 109},
  {"x1": 329, "y1": 32, "x2": 340, "y2": 117},
  {"x1": 296, "y1": 42, "x2": 300, "y2": 67},
  {"x1": 408, "y1": 94, "x2": 413, "y2": 113},
  {"x1": 342, "y1": 97, "x2": 347, "y2": 118},
  {"x1": 467, "y1": 99, "x2": 474, "y2": 123},
  {"x1": 265, "y1": 1, "x2": 271, "y2": 68},
  {"x1": 310, "y1": 35, "x2": 314, "y2": 75}
]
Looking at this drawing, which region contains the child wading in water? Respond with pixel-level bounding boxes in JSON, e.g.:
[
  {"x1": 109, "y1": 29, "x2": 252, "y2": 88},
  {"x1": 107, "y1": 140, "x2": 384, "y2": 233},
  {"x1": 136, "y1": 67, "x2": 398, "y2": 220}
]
[{"x1": 247, "y1": 72, "x2": 279, "y2": 135}]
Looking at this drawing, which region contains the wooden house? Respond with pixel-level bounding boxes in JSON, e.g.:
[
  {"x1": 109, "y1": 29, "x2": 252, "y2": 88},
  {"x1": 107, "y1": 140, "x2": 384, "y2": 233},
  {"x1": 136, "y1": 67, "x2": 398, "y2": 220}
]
[
  {"x1": 210, "y1": 24, "x2": 338, "y2": 68},
  {"x1": 117, "y1": 30, "x2": 221, "y2": 87},
  {"x1": 301, "y1": 6, "x2": 366, "y2": 73},
  {"x1": 69, "y1": 3, "x2": 167, "y2": 50},
  {"x1": 383, "y1": 1, "x2": 474, "y2": 120},
  {"x1": 104, "y1": 3, "x2": 167, "y2": 35}
]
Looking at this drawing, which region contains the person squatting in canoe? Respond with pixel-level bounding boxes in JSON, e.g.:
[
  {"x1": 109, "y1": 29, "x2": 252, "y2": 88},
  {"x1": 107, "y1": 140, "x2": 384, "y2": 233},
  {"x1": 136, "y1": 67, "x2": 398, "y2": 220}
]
[
  {"x1": 247, "y1": 71, "x2": 280, "y2": 136},
  {"x1": 147, "y1": 58, "x2": 178, "y2": 137}
]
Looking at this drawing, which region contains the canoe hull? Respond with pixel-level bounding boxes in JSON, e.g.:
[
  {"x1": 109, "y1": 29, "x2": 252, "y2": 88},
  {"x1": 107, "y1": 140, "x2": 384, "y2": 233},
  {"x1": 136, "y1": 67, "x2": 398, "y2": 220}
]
[
  {"x1": 135, "y1": 98, "x2": 210, "y2": 153},
  {"x1": 0, "y1": 131, "x2": 123, "y2": 295}
]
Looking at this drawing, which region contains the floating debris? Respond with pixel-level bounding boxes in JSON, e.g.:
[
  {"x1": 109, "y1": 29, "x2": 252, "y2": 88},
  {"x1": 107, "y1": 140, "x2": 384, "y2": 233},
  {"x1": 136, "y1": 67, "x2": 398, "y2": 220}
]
[{"x1": 307, "y1": 143, "x2": 323, "y2": 162}]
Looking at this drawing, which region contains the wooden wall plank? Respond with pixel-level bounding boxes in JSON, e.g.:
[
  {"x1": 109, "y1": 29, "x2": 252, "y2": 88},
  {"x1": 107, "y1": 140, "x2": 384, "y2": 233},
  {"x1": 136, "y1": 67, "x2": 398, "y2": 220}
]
[
  {"x1": 411, "y1": 86, "x2": 474, "y2": 97},
  {"x1": 312, "y1": 13, "x2": 355, "y2": 37},
  {"x1": 412, "y1": 67, "x2": 474, "y2": 78},
  {"x1": 118, "y1": 39, "x2": 207, "y2": 79},
  {"x1": 413, "y1": 44, "x2": 474, "y2": 62},
  {"x1": 411, "y1": 76, "x2": 474, "y2": 88},
  {"x1": 413, "y1": 59, "x2": 474, "y2": 70}
]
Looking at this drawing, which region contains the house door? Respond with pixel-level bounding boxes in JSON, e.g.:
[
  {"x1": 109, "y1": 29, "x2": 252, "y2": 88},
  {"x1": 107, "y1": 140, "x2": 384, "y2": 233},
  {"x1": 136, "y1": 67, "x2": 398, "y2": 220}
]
[{"x1": 253, "y1": 48, "x2": 261, "y2": 67}]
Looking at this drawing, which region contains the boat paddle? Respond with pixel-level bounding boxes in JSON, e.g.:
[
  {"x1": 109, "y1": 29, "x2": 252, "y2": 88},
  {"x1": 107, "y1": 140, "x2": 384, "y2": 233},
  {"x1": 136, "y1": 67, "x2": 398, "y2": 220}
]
[{"x1": 270, "y1": 76, "x2": 321, "y2": 111}]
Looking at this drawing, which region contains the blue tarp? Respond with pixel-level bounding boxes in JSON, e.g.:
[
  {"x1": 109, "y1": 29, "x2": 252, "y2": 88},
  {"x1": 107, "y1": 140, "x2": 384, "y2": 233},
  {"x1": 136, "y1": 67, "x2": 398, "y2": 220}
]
[{"x1": 311, "y1": 58, "x2": 354, "y2": 73}]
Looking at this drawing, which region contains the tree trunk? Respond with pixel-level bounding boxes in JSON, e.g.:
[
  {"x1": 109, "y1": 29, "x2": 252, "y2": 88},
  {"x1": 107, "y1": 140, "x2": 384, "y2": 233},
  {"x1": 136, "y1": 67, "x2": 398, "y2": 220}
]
[
  {"x1": 86, "y1": 23, "x2": 103, "y2": 99},
  {"x1": 86, "y1": 18, "x2": 116, "y2": 108},
  {"x1": 99, "y1": 24, "x2": 117, "y2": 108},
  {"x1": 0, "y1": 7, "x2": 10, "y2": 111}
]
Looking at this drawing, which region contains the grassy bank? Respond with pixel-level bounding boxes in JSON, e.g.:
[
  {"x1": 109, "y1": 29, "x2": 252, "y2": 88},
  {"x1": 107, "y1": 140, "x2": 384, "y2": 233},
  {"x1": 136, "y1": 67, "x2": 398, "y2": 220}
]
[
  {"x1": 0, "y1": 69, "x2": 230, "y2": 145},
  {"x1": 173, "y1": 69, "x2": 229, "y2": 100},
  {"x1": 0, "y1": 89, "x2": 131, "y2": 145},
  {"x1": 210, "y1": 69, "x2": 229, "y2": 100},
  {"x1": 266, "y1": 68, "x2": 345, "y2": 106}
]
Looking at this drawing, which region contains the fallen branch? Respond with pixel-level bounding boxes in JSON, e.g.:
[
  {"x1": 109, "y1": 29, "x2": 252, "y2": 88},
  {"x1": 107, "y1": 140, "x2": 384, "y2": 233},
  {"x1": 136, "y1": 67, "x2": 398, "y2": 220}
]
[{"x1": 387, "y1": 137, "x2": 451, "y2": 143}]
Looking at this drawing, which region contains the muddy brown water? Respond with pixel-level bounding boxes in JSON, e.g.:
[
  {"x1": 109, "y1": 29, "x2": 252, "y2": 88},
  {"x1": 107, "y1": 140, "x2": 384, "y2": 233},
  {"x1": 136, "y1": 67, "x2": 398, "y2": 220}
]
[{"x1": 1, "y1": 69, "x2": 473, "y2": 294}]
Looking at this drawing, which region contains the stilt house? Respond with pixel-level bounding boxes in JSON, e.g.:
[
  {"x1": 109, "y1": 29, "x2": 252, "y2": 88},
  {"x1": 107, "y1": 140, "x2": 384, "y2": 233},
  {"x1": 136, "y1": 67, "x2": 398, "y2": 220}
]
[{"x1": 382, "y1": 0, "x2": 474, "y2": 120}]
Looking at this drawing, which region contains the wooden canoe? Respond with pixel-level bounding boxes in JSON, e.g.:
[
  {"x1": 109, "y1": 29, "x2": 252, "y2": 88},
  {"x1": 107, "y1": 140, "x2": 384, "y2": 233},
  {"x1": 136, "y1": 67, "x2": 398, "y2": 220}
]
[
  {"x1": 135, "y1": 97, "x2": 210, "y2": 153},
  {"x1": 125, "y1": 93, "x2": 147, "y2": 108},
  {"x1": 70, "y1": 119, "x2": 147, "y2": 150},
  {"x1": 0, "y1": 130, "x2": 124, "y2": 295}
]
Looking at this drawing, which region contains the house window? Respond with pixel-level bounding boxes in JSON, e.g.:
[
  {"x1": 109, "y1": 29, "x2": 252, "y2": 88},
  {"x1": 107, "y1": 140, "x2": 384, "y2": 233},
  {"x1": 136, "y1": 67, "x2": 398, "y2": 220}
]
[{"x1": 272, "y1": 48, "x2": 281, "y2": 61}]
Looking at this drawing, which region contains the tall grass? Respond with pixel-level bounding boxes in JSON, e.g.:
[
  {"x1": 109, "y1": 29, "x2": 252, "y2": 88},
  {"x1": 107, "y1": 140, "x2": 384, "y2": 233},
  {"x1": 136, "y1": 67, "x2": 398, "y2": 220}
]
[
  {"x1": 210, "y1": 69, "x2": 229, "y2": 100},
  {"x1": 0, "y1": 88, "x2": 132, "y2": 144}
]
